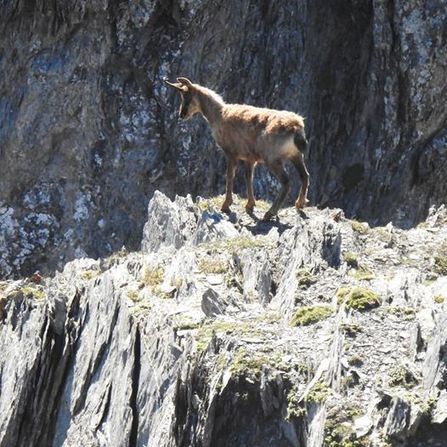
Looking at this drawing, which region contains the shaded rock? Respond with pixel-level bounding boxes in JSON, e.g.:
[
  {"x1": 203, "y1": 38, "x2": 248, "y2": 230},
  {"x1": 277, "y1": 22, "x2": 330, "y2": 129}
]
[{"x1": 201, "y1": 288, "x2": 226, "y2": 316}]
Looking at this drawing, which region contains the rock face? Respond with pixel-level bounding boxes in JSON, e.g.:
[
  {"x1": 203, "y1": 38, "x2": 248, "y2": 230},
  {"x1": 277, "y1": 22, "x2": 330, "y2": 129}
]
[
  {"x1": 1, "y1": 192, "x2": 447, "y2": 446},
  {"x1": 0, "y1": 0, "x2": 446, "y2": 277}
]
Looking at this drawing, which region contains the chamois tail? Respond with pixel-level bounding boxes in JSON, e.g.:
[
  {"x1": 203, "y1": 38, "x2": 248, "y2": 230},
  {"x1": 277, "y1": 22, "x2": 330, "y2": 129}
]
[{"x1": 294, "y1": 129, "x2": 308, "y2": 153}]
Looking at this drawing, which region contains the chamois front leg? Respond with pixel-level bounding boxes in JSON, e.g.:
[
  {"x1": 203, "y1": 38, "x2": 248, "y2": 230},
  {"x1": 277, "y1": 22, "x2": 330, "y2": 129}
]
[
  {"x1": 221, "y1": 157, "x2": 237, "y2": 213},
  {"x1": 244, "y1": 161, "x2": 256, "y2": 213},
  {"x1": 263, "y1": 160, "x2": 290, "y2": 221}
]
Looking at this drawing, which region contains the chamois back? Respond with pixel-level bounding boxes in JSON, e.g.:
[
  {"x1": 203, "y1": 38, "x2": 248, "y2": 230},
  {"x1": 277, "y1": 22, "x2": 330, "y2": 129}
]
[{"x1": 222, "y1": 104, "x2": 304, "y2": 135}]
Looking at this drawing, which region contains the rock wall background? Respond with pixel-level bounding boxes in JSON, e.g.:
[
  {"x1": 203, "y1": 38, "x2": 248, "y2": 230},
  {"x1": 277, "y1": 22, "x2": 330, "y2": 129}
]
[
  {"x1": 0, "y1": 0, "x2": 446, "y2": 277},
  {"x1": 1, "y1": 193, "x2": 447, "y2": 447}
]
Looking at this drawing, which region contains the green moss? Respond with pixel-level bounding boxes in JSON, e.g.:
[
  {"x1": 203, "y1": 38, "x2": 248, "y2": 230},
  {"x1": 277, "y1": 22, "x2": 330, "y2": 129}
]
[
  {"x1": 348, "y1": 354, "x2": 363, "y2": 367},
  {"x1": 306, "y1": 381, "x2": 331, "y2": 403},
  {"x1": 343, "y1": 252, "x2": 359, "y2": 268},
  {"x1": 351, "y1": 221, "x2": 369, "y2": 235},
  {"x1": 198, "y1": 258, "x2": 228, "y2": 274},
  {"x1": 203, "y1": 236, "x2": 272, "y2": 254},
  {"x1": 434, "y1": 255, "x2": 447, "y2": 275},
  {"x1": 434, "y1": 295, "x2": 445, "y2": 304},
  {"x1": 127, "y1": 289, "x2": 141, "y2": 302},
  {"x1": 197, "y1": 195, "x2": 225, "y2": 211},
  {"x1": 350, "y1": 265, "x2": 375, "y2": 281},
  {"x1": 340, "y1": 323, "x2": 362, "y2": 337},
  {"x1": 290, "y1": 305, "x2": 333, "y2": 327},
  {"x1": 129, "y1": 301, "x2": 152, "y2": 316},
  {"x1": 101, "y1": 247, "x2": 128, "y2": 270},
  {"x1": 324, "y1": 404, "x2": 367, "y2": 447},
  {"x1": 286, "y1": 387, "x2": 307, "y2": 420},
  {"x1": 81, "y1": 269, "x2": 100, "y2": 281},
  {"x1": 337, "y1": 286, "x2": 380, "y2": 311},
  {"x1": 296, "y1": 269, "x2": 318, "y2": 289},
  {"x1": 389, "y1": 364, "x2": 419, "y2": 389},
  {"x1": 142, "y1": 264, "x2": 165, "y2": 294},
  {"x1": 195, "y1": 320, "x2": 266, "y2": 352},
  {"x1": 230, "y1": 347, "x2": 269, "y2": 380},
  {"x1": 386, "y1": 306, "x2": 416, "y2": 320},
  {"x1": 11, "y1": 285, "x2": 46, "y2": 300}
]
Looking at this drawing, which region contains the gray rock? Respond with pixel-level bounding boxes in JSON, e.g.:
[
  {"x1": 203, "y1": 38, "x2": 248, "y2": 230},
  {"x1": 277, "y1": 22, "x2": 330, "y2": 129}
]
[{"x1": 0, "y1": 193, "x2": 447, "y2": 446}]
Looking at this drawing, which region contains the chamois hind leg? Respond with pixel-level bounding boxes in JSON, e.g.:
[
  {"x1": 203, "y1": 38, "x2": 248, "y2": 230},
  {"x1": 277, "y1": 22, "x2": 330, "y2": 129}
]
[
  {"x1": 263, "y1": 160, "x2": 291, "y2": 221},
  {"x1": 221, "y1": 156, "x2": 237, "y2": 212},
  {"x1": 244, "y1": 161, "x2": 256, "y2": 213},
  {"x1": 291, "y1": 152, "x2": 310, "y2": 209}
]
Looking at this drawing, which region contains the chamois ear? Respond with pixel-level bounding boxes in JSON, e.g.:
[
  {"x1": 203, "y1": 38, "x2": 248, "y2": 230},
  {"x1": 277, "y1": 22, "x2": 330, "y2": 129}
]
[
  {"x1": 177, "y1": 77, "x2": 193, "y2": 88},
  {"x1": 164, "y1": 79, "x2": 187, "y2": 92}
]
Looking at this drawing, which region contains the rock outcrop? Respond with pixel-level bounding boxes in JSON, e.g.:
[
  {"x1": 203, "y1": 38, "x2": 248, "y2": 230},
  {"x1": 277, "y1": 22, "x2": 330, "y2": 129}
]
[
  {"x1": 1, "y1": 0, "x2": 446, "y2": 277},
  {"x1": 1, "y1": 192, "x2": 446, "y2": 446}
]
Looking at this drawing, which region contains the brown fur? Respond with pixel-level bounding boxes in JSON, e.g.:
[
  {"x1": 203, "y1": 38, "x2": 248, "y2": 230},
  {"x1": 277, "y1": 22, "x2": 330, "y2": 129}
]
[{"x1": 165, "y1": 78, "x2": 310, "y2": 219}]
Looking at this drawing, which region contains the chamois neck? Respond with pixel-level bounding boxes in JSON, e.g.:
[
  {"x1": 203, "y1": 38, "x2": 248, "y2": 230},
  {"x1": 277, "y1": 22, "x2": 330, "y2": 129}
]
[{"x1": 195, "y1": 86, "x2": 224, "y2": 127}]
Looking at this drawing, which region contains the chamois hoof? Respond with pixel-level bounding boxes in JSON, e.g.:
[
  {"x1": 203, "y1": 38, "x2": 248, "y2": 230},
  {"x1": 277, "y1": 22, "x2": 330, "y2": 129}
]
[
  {"x1": 295, "y1": 198, "x2": 309, "y2": 209},
  {"x1": 262, "y1": 211, "x2": 275, "y2": 221},
  {"x1": 245, "y1": 203, "x2": 255, "y2": 214}
]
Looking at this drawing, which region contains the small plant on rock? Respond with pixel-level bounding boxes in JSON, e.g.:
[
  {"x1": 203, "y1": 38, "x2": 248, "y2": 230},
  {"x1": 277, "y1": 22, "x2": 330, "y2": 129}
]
[
  {"x1": 351, "y1": 221, "x2": 369, "y2": 235},
  {"x1": 296, "y1": 269, "x2": 317, "y2": 289},
  {"x1": 434, "y1": 254, "x2": 447, "y2": 275},
  {"x1": 337, "y1": 286, "x2": 381, "y2": 311},
  {"x1": 434, "y1": 295, "x2": 445, "y2": 304},
  {"x1": 350, "y1": 265, "x2": 375, "y2": 281},
  {"x1": 343, "y1": 252, "x2": 359, "y2": 268},
  {"x1": 290, "y1": 305, "x2": 333, "y2": 326},
  {"x1": 389, "y1": 364, "x2": 419, "y2": 389},
  {"x1": 306, "y1": 381, "x2": 331, "y2": 404}
]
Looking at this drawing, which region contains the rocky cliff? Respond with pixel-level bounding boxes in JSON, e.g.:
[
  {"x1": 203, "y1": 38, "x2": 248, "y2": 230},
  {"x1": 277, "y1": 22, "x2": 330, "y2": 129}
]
[
  {"x1": 1, "y1": 192, "x2": 447, "y2": 446},
  {"x1": 1, "y1": 0, "x2": 446, "y2": 277}
]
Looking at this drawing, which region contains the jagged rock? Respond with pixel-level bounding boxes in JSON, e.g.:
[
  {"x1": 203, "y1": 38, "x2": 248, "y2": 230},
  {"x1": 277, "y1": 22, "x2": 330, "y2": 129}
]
[
  {"x1": 201, "y1": 288, "x2": 226, "y2": 316},
  {"x1": 1, "y1": 191, "x2": 447, "y2": 446},
  {"x1": 193, "y1": 210, "x2": 240, "y2": 245},
  {"x1": 141, "y1": 192, "x2": 198, "y2": 253}
]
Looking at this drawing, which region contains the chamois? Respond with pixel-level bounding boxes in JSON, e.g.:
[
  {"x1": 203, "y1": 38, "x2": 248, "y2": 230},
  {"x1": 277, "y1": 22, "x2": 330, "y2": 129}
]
[{"x1": 165, "y1": 77, "x2": 310, "y2": 220}]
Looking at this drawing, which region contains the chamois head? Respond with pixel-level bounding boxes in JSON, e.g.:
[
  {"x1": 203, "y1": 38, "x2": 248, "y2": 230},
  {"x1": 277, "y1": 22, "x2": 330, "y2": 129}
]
[{"x1": 164, "y1": 77, "x2": 201, "y2": 120}]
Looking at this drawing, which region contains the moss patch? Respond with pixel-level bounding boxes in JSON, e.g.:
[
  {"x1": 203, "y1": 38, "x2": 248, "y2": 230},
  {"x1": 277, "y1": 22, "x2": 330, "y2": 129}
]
[
  {"x1": 296, "y1": 269, "x2": 318, "y2": 289},
  {"x1": 81, "y1": 269, "x2": 100, "y2": 281},
  {"x1": 203, "y1": 236, "x2": 272, "y2": 254},
  {"x1": 351, "y1": 221, "x2": 369, "y2": 235},
  {"x1": 290, "y1": 305, "x2": 333, "y2": 327},
  {"x1": 434, "y1": 255, "x2": 447, "y2": 275},
  {"x1": 434, "y1": 295, "x2": 445, "y2": 304},
  {"x1": 230, "y1": 347, "x2": 269, "y2": 380},
  {"x1": 350, "y1": 265, "x2": 375, "y2": 281},
  {"x1": 198, "y1": 258, "x2": 228, "y2": 274},
  {"x1": 324, "y1": 404, "x2": 367, "y2": 447},
  {"x1": 127, "y1": 289, "x2": 141, "y2": 302},
  {"x1": 141, "y1": 264, "x2": 165, "y2": 294},
  {"x1": 386, "y1": 306, "x2": 416, "y2": 320},
  {"x1": 337, "y1": 286, "x2": 380, "y2": 311},
  {"x1": 306, "y1": 381, "x2": 331, "y2": 403},
  {"x1": 287, "y1": 387, "x2": 307, "y2": 420},
  {"x1": 195, "y1": 319, "x2": 266, "y2": 352},
  {"x1": 10, "y1": 285, "x2": 46, "y2": 301},
  {"x1": 343, "y1": 252, "x2": 359, "y2": 268},
  {"x1": 340, "y1": 323, "x2": 362, "y2": 337},
  {"x1": 348, "y1": 354, "x2": 363, "y2": 367},
  {"x1": 389, "y1": 364, "x2": 419, "y2": 389}
]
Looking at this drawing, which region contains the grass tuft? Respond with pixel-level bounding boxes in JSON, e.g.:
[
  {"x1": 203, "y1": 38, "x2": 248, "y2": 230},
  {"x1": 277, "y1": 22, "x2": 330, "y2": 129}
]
[
  {"x1": 291, "y1": 305, "x2": 333, "y2": 326},
  {"x1": 337, "y1": 286, "x2": 380, "y2": 311}
]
